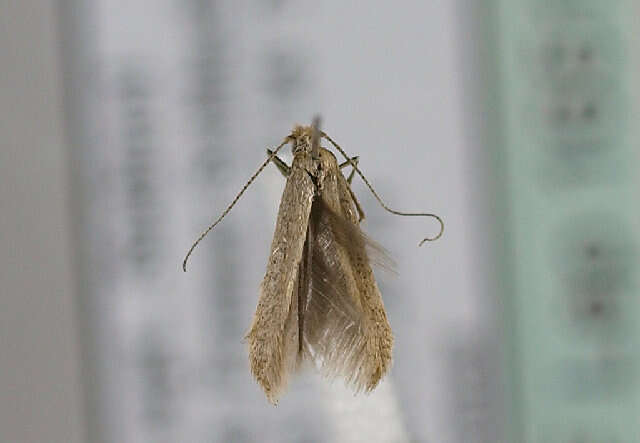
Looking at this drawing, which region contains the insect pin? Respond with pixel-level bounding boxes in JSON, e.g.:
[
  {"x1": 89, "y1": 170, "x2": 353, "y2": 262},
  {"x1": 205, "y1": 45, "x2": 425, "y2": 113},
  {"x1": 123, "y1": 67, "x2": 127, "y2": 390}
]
[{"x1": 183, "y1": 116, "x2": 443, "y2": 404}]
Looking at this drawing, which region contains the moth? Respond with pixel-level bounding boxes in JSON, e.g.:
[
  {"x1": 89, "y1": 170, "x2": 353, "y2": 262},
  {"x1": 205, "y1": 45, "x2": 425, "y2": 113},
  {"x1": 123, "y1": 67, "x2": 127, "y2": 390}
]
[{"x1": 183, "y1": 117, "x2": 443, "y2": 404}]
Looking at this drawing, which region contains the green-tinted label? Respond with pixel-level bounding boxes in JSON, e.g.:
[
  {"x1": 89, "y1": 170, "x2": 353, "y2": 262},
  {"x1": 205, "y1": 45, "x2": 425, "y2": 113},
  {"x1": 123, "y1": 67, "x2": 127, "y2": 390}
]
[{"x1": 492, "y1": 1, "x2": 640, "y2": 441}]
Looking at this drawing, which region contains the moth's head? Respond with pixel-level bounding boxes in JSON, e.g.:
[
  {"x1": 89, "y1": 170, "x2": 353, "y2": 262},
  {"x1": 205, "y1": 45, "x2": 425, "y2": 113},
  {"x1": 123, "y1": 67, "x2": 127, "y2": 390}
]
[{"x1": 289, "y1": 125, "x2": 314, "y2": 154}]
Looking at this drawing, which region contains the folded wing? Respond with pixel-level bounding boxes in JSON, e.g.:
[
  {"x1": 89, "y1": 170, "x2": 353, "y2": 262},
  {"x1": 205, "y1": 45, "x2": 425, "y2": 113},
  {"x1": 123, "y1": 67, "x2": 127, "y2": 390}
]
[
  {"x1": 302, "y1": 163, "x2": 394, "y2": 393},
  {"x1": 246, "y1": 154, "x2": 315, "y2": 404}
]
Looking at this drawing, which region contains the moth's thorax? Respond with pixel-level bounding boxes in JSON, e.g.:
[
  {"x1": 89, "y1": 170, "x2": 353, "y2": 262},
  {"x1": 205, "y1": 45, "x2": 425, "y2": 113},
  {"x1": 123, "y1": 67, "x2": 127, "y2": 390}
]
[{"x1": 290, "y1": 147, "x2": 340, "y2": 198}]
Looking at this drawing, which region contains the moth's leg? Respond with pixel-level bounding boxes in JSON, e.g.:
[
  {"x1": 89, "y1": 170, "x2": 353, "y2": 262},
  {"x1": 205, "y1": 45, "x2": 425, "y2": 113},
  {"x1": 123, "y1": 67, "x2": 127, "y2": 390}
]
[
  {"x1": 266, "y1": 148, "x2": 291, "y2": 177},
  {"x1": 338, "y1": 156, "x2": 359, "y2": 169},
  {"x1": 339, "y1": 156, "x2": 359, "y2": 185}
]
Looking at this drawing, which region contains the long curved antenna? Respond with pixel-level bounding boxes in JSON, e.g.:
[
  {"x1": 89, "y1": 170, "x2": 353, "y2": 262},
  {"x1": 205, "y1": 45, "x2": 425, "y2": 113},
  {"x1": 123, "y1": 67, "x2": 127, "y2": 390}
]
[
  {"x1": 321, "y1": 131, "x2": 444, "y2": 246},
  {"x1": 183, "y1": 137, "x2": 291, "y2": 271}
]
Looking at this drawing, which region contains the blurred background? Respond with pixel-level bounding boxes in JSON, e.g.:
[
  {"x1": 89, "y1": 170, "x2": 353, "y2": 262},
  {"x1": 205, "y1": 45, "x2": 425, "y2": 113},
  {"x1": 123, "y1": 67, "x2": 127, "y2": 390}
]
[{"x1": 1, "y1": 1, "x2": 639, "y2": 442}]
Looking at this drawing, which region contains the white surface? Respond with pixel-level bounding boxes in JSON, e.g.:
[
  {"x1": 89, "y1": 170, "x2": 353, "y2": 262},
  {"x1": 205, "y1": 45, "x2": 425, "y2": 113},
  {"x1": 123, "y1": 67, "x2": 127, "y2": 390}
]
[{"x1": 2, "y1": 1, "x2": 493, "y2": 442}]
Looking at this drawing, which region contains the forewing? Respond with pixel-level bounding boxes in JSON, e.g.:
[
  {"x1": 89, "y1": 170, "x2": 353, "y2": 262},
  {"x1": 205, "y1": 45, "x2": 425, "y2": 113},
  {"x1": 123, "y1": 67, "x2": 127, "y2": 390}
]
[
  {"x1": 246, "y1": 154, "x2": 314, "y2": 404},
  {"x1": 335, "y1": 168, "x2": 394, "y2": 391}
]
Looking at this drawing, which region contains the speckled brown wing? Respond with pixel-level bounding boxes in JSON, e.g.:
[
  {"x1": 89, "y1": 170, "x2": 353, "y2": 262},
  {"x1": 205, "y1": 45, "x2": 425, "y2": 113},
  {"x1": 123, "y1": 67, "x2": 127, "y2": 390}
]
[
  {"x1": 301, "y1": 148, "x2": 393, "y2": 393},
  {"x1": 335, "y1": 165, "x2": 394, "y2": 392},
  {"x1": 246, "y1": 152, "x2": 315, "y2": 404}
]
